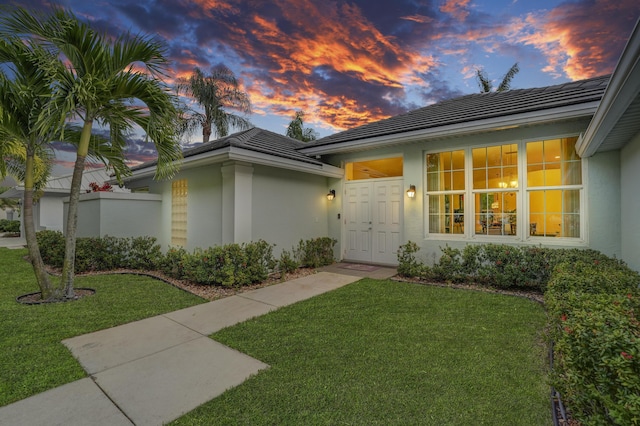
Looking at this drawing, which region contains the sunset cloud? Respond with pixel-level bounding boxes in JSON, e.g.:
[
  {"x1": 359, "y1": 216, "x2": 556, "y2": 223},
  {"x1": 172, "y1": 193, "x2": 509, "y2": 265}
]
[
  {"x1": 440, "y1": 0, "x2": 472, "y2": 21},
  {"x1": 516, "y1": 0, "x2": 638, "y2": 79},
  {"x1": 1, "y1": 0, "x2": 637, "y2": 171}
]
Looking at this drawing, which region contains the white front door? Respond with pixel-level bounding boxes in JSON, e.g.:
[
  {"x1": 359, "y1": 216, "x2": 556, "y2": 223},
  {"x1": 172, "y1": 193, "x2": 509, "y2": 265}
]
[{"x1": 344, "y1": 179, "x2": 403, "y2": 264}]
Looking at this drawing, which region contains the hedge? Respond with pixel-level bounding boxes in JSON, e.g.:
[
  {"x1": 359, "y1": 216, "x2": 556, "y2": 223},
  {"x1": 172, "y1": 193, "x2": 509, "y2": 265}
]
[
  {"x1": 35, "y1": 231, "x2": 336, "y2": 288},
  {"x1": 0, "y1": 219, "x2": 20, "y2": 233}
]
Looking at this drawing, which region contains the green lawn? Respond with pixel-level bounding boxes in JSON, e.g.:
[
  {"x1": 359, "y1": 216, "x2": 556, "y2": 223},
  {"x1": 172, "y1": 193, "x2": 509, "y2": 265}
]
[
  {"x1": 0, "y1": 248, "x2": 205, "y2": 407},
  {"x1": 173, "y1": 279, "x2": 551, "y2": 425},
  {"x1": 1, "y1": 247, "x2": 551, "y2": 424}
]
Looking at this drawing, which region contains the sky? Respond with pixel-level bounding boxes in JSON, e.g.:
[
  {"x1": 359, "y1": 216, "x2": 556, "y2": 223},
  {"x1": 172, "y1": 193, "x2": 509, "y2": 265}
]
[{"x1": 2, "y1": 0, "x2": 639, "y2": 174}]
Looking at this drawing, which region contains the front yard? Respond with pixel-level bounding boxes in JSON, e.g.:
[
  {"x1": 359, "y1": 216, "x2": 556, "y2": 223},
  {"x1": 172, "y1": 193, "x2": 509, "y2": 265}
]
[
  {"x1": 173, "y1": 279, "x2": 550, "y2": 425},
  {"x1": 1, "y1": 247, "x2": 550, "y2": 424}
]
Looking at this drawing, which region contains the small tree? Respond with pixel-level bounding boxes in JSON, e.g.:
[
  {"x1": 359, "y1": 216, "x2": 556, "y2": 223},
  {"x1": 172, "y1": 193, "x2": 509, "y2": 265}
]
[{"x1": 286, "y1": 110, "x2": 319, "y2": 142}]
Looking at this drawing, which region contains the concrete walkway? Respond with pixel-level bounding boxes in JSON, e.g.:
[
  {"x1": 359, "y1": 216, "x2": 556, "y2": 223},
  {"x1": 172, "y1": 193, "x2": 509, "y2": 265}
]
[
  {"x1": 0, "y1": 265, "x2": 395, "y2": 426},
  {"x1": 0, "y1": 234, "x2": 26, "y2": 249}
]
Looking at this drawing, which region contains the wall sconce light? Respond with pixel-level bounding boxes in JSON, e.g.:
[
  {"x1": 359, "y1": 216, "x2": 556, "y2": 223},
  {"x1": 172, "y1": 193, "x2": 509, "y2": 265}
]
[
  {"x1": 406, "y1": 184, "x2": 416, "y2": 198},
  {"x1": 326, "y1": 189, "x2": 336, "y2": 201}
]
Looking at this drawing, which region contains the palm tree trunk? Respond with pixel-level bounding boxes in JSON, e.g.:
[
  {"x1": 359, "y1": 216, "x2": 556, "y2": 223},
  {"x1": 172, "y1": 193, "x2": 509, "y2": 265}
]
[
  {"x1": 23, "y1": 149, "x2": 55, "y2": 299},
  {"x1": 202, "y1": 122, "x2": 211, "y2": 143},
  {"x1": 60, "y1": 119, "x2": 93, "y2": 298}
]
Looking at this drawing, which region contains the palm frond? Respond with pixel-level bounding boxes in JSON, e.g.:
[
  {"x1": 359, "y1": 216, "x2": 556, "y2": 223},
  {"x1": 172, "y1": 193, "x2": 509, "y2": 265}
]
[
  {"x1": 476, "y1": 68, "x2": 492, "y2": 93},
  {"x1": 497, "y1": 62, "x2": 520, "y2": 92},
  {"x1": 176, "y1": 65, "x2": 253, "y2": 142}
]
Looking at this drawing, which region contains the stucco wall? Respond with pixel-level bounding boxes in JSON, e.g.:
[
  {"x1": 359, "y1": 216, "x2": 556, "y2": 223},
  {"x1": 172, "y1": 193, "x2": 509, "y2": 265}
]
[
  {"x1": 67, "y1": 192, "x2": 162, "y2": 239},
  {"x1": 586, "y1": 150, "x2": 622, "y2": 259},
  {"x1": 184, "y1": 165, "x2": 223, "y2": 249},
  {"x1": 145, "y1": 165, "x2": 224, "y2": 250},
  {"x1": 251, "y1": 165, "x2": 330, "y2": 254},
  {"x1": 621, "y1": 131, "x2": 640, "y2": 271},
  {"x1": 38, "y1": 197, "x2": 64, "y2": 231},
  {"x1": 128, "y1": 163, "x2": 331, "y2": 253}
]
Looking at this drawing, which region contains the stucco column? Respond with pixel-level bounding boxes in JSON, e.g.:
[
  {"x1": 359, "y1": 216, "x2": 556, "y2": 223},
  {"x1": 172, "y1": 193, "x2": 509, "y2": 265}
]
[{"x1": 221, "y1": 162, "x2": 253, "y2": 244}]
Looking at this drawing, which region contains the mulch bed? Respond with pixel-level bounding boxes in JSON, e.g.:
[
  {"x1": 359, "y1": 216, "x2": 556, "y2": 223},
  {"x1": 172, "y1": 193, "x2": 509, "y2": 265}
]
[{"x1": 16, "y1": 288, "x2": 96, "y2": 305}]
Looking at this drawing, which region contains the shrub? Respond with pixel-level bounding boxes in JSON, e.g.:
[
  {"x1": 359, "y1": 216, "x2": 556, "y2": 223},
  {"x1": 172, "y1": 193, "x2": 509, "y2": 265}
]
[
  {"x1": 278, "y1": 249, "x2": 299, "y2": 275},
  {"x1": 35, "y1": 230, "x2": 65, "y2": 268},
  {"x1": 398, "y1": 243, "x2": 625, "y2": 293},
  {"x1": 397, "y1": 241, "x2": 425, "y2": 278},
  {"x1": 546, "y1": 260, "x2": 640, "y2": 425},
  {"x1": 0, "y1": 219, "x2": 20, "y2": 233},
  {"x1": 127, "y1": 236, "x2": 163, "y2": 270},
  {"x1": 159, "y1": 246, "x2": 189, "y2": 279},
  {"x1": 177, "y1": 242, "x2": 276, "y2": 287},
  {"x1": 294, "y1": 237, "x2": 336, "y2": 268},
  {"x1": 548, "y1": 292, "x2": 640, "y2": 425},
  {"x1": 36, "y1": 232, "x2": 163, "y2": 273},
  {"x1": 244, "y1": 240, "x2": 276, "y2": 283},
  {"x1": 194, "y1": 244, "x2": 248, "y2": 287}
]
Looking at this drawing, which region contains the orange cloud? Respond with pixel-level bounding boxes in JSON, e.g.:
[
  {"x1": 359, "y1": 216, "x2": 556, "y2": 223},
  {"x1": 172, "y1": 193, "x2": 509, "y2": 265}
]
[
  {"x1": 515, "y1": 0, "x2": 638, "y2": 80},
  {"x1": 246, "y1": 3, "x2": 414, "y2": 88},
  {"x1": 186, "y1": 0, "x2": 436, "y2": 131},
  {"x1": 401, "y1": 15, "x2": 435, "y2": 24},
  {"x1": 440, "y1": 0, "x2": 472, "y2": 21},
  {"x1": 182, "y1": 0, "x2": 239, "y2": 18}
]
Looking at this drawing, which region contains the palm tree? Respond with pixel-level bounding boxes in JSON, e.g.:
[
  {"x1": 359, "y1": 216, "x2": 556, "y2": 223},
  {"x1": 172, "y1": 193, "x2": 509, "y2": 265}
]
[
  {"x1": 1, "y1": 6, "x2": 183, "y2": 300},
  {"x1": 176, "y1": 65, "x2": 252, "y2": 143},
  {"x1": 476, "y1": 62, "x2": 520, "y2": 93},
  {"x1": 0, "y1": 34, "x2": 129, "y2": 300},
  {"x1": 286, "y1": 110, "x2": 319, "y2": 142},
  {"x1": 0, "y1": 36, "x2": 59, "y2": 294}
]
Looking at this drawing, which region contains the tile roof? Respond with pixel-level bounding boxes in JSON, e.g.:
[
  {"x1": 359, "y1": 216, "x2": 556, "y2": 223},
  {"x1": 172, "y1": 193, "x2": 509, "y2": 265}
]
[
  {"x1": 307, "y1": 75, "x2": 610, "y2": 148},
  {"x1": 130, "y1": 75, "x2": 611, "y2": 173},
  {"x1": 131, "y1": 127, "x2": 322, "y2": 172}
]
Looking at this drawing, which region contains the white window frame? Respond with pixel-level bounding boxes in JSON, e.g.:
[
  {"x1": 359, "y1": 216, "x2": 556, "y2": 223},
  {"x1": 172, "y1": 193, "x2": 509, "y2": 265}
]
[{"x1": 424, "y1": 135, "x2": 587, "y2": 245}]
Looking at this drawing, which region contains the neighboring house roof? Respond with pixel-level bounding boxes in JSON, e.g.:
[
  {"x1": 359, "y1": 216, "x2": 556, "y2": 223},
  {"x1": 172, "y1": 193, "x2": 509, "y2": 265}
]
[
  {"x1": 577, "y1": 19, "x2": 640, "y2": 157},
  {"x1": 0, "y1": 176, "x2": 17, "y2": 188},
  {"x1": 128, "y1": 127, "x2": 343, "y2": 180},
  {"x1": 0, "y1": 167, "x2": 126, "y2": 199},
  {"x1": 300, "y1": 75, "x2": 609, "y2": 155}
]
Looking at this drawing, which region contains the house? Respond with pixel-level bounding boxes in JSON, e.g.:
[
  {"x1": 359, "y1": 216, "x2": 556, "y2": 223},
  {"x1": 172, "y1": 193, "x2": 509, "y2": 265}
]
[
  {"x1": 0, "y1": 168, "x2": 129, "y2": 234},
  {"x1": 103, "y1": 21, "x2": 639, "y2": 270},
  {"x1": 121, "y1": 129, "x2": 342, "y2": 251},
  {"x1": 302, "y1": 74, "x2": 612, "y2": 266},
  {"x1": 0, "y1": 176, "x2": 18, "y2": 221}
]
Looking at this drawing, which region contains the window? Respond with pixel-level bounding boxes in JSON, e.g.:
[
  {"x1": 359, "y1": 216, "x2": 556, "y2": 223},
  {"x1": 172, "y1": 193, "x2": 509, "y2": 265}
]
[
  {"x1": 526, "y1": 137, "x2": 581, "y2": 237},
  {"x1": 472, "y1": 144, "x2": 518, "y2": 236},
  {"x1": 425, "y1": 136, "x2": 582, "y2": 240},
  {"x1": 345, "y1": 157, "x2": 403, "y2": 180},
  {"x1": 171, "y1": 179, "x2": 187, "y2": 246},
  {"x1": 426, "y1": 150, "x2": 465, "y2": 234}
]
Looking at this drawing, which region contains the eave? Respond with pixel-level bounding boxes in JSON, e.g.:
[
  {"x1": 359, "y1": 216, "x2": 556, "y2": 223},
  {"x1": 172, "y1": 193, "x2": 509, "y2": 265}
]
[
  {"x1": 576, "y1": 20, "x2": 640, "y2": 158},
  {"x1": 124, "y1": 146, "x2": 344, "y2": 183}
]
